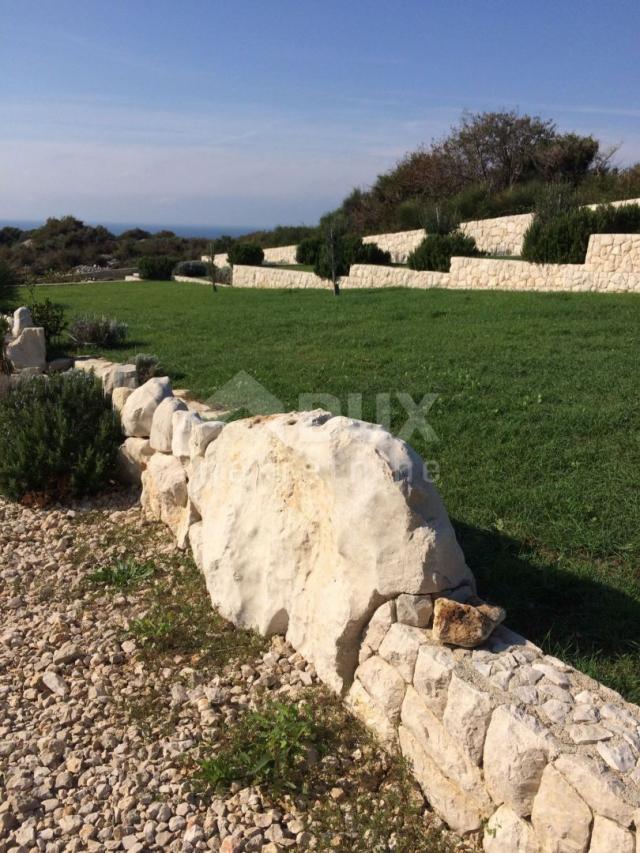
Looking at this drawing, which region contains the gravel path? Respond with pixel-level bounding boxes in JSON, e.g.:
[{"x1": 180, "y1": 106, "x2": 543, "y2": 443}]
[{"x1": 0, "y1": 491, "x2": 472, "y2": 853}]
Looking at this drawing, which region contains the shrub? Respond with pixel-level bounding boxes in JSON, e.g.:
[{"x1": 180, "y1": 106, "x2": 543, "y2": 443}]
[
  {"x1": 227, "y1": 242, "x2": 264, "y2": 266},
  {"x1": 174, "y1": 260, "x2": 208, "y2": 277},
  {"x1": 69, "y1": 315, "x2": 128, "y2": 348},
  {"x1": 133, "y1": 353, "x2": 160, "y2": 384},
  {"x1": 522, "y1": 202, "x2": 640, "y2": 264},
  {"x1": 314, "y1": 238, "x2": 351, "y2": 282},
  {"x1": 296, "y1": 236, "x2": 324, "y2": 265},
  {"x1": 0, "y1": 371, "x2": 122, "y2": 502},
  {"x1": 407, "y1": 231, "x2": 483, "y2": 272},
  {"x1": 0, "y1": 259, "x2": 18, "y2": 312},
  {"x1": 27, "y1": 298, "x2": 66, "y2": 343},
  {"x1": 137, "y1": 255, "x2": 177, "y2": 280},
  {"x1": 348, "y1": 241, "x2": 392, "y2": 265}
]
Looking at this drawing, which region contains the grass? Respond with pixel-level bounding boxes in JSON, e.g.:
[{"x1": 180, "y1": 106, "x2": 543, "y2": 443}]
[
  {"x1": 87, "y1": 558, "x2": 155, "y2": 590},
  {"x1": 46, "y1": 280, "x2": 640, "y2": 701},
  {"x1": 128, "y1": 555, "x2": 267, "y2": 667}
]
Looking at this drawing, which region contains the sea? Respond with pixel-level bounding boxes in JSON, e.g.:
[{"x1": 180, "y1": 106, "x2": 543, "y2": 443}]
[{"x1": 0, "y1": 220, "x2": 260, "y2": 239}]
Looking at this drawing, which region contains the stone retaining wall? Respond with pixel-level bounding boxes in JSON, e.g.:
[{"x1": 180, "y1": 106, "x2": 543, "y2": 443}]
[
  {"x1": 71, "y1": 357, "x2": 640, "y2": 850},
  {"x1": 232, "y1": 265, "x2": 329, "y2": 289},
  {"x1": 346, "y1": 264, "x2": 447, "y2": 289},
  {"x1": 362, "y1": 229, "x2": 425, "y2": 263},
  {"x1": 448, "y1": 256, "x2": 640, "y2": 294},
  {"x1": 363, "y1": 197, "x2": 640, "y2": 262},
  {"x1": 585, "y1": 234, "x2": 640, "y2": 272}
]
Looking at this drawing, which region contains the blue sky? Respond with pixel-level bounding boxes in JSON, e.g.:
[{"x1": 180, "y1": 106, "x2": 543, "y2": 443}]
[{"x1": 2, "y1": 0, "x2": 639, "y2": 228}]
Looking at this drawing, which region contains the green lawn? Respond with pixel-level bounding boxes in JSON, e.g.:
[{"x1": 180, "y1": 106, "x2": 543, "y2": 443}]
[{"x1": 46, "y1": 281, "x2": 640, "y2": 701}]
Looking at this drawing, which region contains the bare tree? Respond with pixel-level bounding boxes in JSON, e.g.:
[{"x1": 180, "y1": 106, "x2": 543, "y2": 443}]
[{"x1": 208, "y1": 241, "x2": 217, "y2": 293}]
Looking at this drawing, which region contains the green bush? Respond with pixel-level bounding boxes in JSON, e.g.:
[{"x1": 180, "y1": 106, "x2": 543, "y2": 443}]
[
  {"x1": 28, "y1": 298, "x2": 66, "y2": 343},
  {"x1": 348, "y1": 241, "x2": 392, "y2": 265},
  {"x1": 296, "y1": 236, "x2": 323, "y2": 265},
  {"x1": 522, "y1": 203, "x2": 640, "y2": 264},
  {"x1": 69, "y1": 314, "x2": 128, "y2": 347},
  {"x1": 0, "y1": 259, "x2": 18, "y2": 312},
  {"x1": 407, "y1": 231, "x2": 483, "y2": 272},
  {"x1": 0, "y1": 371, "x2": 122, "y2": 502},
  {"x1": 227, "y1": 242, "x2": 264, "y2": 266},
  {"x1": 133, "y1": 353, "x2": 160, "y2": 384},
  {"x1": 137, "y1": 255, "x2": 177, "y2": 280},
  {"x1": 174, "y1": 260, "x2": 208, "y2": 277},
  {"x1": 314, "y1": 238, "x2": 351, "y2": 282}
]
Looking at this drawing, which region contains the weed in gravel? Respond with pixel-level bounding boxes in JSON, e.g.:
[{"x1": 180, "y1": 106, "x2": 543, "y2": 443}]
[
  {"x1": 194, "y1": 690, "x2": 463, "y2": 853},
  {"x1": 196, "y1": 700, "x2": 316, "y2": 793},
  {"x1": 88, "y1": 558, "x2": 155, "y2": 590},
  {"x1": 129, "y1": 556, "x2": 267, "y2": 667}
]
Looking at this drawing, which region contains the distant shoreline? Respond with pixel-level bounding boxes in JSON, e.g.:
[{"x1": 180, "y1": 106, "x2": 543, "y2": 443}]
[{"x1": 0, "y1": 220, "x2": 263, "y2": 239}]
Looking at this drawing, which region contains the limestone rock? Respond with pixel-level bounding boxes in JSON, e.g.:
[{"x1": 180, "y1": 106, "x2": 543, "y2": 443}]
[
  {"x1": 401, "y1": 686, "x2": 492, "y2": 814},
  {"x1": 531, "y1": 764, "x2": 591, "y2": 853},
  {"x1": 346, "y1": 679, "x2": 398, "y2": 747},
  {"x1": 443, "y1": 674, "x2": 493, "y2": 765},
  {"x1": 360, "y1": 600, "x2": 396, "y2": 659},
  {"x1": 483, "y1": 705, "x2": 558, "y2": 816},
  {"x1": 553, "y1": 755, "x2": 634, "y2": 827},
  {"x1": 141, "y1": 452, "x2": 188, "y2": 536},
  {"x1": 196, "y1": 411, "x2": 474, "y2": 691},
  {"x1": 174, "y1": 498, "x2": 201, "y2": 550},
  {"x1": 596, "y1": 740, "x2": 636, "y2": 773},
  {"x1": 483, "y1": 805, "x2": 540, "y2": 853},
  {"x1": 6, "y1": 327, "x2": 46, "y2": 372},
  {"x1": 103, "y1": 363, "x2": 138, "y2": 396},
  {"x1": 396, "y1": 593, "x2": 433, "y2": 628},
  {"x1": 433, "y1": 596, "x2": 505, "y2": 648},
  {"x1": 189, "y1": 521, "x2": 203, "y2": 571},
  {"x1": 149, "y1": 397, "x2": 187, "y2": 452},
  {"x1": 73, "y1": 356, "x2": 112, "y2": 377},
  {"x1": 172, "y1": 410, "x2": 202, "y2": 461},
  {"x1": 112, "y1": 386, "x2": 134, "y2": 413},
  {"x1": 189, "y1": 419, "x2": 225, "y2": 458},
  {"x1": 399, "y1": 726, "x2": 483, "y2": 834},
  {"x1": 412, "y1": 643, "x2": 456, "y2": 714},
  {"x1": 121, "y1": 377, "x2": 172, "y2": 438},
  {"x1": 378, "y1": 623, "x2": 426, "y2": 683},
  {"x1": 354, "y1": 655, "x2": 406, "y2": 722},
  {"x1": 12, "y1": 306, "x2": 33, "y2": 336},
  {"x1": 117, "y1": 438, "x2": 154, "y2": 485},
  {"x1": 588, "y1": 815, "x2": 634, "y2": 853}
]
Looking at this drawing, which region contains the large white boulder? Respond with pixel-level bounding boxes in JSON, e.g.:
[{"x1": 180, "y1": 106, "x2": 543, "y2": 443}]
[
  {"x1": 6, "y1": 327, "x2": 46, "y2": 372},
  {"x1": 194, "y1": 410, "x2": 474, "y2": 692},
  {"x1": 140, "y1": 452, "x2": 188, "y2": 536},
  {"x1": 121, "y1": 377, "x2": 172, "y2": 437},
  {"x1": 117, "y1": 437, "x2": 154, "y2": 485},
  {"x1": 12, "y1": 306, "x2": 33, "y2": 337},
  {"x1": 171, "y1": 410, "x2": 202, "y2": 461},
  {"x1": 149, "y1": 397, "x2": 187, "y2": 452}
]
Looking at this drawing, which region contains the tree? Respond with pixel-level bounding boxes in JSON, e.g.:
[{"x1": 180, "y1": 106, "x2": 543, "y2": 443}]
[
  {"x1": 208, "y1": 241, "x2": 217, "y2": 293},
  {"x1": 439, "y1": 110, "x2": 557, "y2": 190},
  {"x1": 314, "y1": 215, "x2": 350, "y2": 295}
]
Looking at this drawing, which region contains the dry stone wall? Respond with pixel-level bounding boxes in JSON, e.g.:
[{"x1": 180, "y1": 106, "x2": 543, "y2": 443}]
[
  {"x1": 232, "y1": 265, "x2": 329, "y2": 289},
  {"x1": 449, "y1": 256, "x2": 640, "y2": 294},
  {"x1": 460, "y1": 213, "x2": 533, "y2": 257},
  {"x1": 69, "y1": 358, "x2": 640, "y2": 850},
  {"x1": 585, "y1": 234, "x2": 640, "y2": 272},
  {"x1": 363, "y1": 197, "x2": 640, "y2": 261},
  {"x1": 346, "y1": 264, "x2": 447, "y2": 289},
  {"x1": 362, "y1": 229, "x2": 425, "y2": 263}
]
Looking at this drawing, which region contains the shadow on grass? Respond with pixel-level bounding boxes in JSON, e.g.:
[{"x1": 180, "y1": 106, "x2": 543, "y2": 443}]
[{"x1": 455, "y1": 520, "x2": 640, "y2": 703}]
